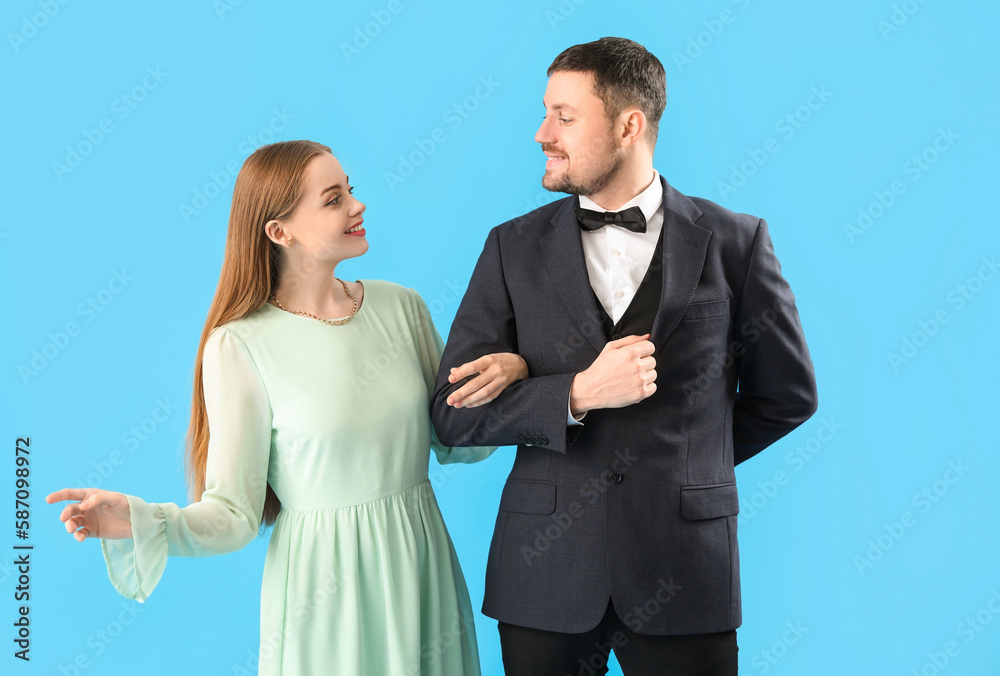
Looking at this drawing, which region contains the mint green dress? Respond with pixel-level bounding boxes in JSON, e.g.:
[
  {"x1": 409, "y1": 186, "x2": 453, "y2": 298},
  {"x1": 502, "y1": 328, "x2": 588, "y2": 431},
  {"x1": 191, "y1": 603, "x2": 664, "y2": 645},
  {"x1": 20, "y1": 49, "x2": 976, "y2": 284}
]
[{"x1": 101, "y1": 280, "x2": 494, "y2": 675}]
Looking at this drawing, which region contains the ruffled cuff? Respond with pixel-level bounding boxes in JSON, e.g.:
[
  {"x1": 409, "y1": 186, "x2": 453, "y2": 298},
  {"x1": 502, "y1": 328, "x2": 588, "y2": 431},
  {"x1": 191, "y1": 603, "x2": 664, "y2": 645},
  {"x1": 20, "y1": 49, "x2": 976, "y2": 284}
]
[
  {"x1": 431, "y1": 425, "x2": 498, "y2": 465},
  {"x1": 100, "y1": 494, "x2": 168, "y2": 602}
]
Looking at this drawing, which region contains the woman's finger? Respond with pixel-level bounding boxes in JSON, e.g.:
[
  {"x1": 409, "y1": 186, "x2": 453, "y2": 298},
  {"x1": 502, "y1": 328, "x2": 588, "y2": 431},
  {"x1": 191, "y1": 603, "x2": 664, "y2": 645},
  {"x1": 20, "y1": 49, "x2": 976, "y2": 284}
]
[
  {"x1": 449, "y1": 356, "x2": 488, "y2": 383},
  {"x1": 59, "y1": 503, "x2": 82, "y2": 523},
  {"x1": 461, "y1": 377, "x2": 502, "y2": 408},
  {"x1": 449, "y1": 372, "x2": 492, "y2": 407},
  {"x1": 46, "y1": 488, "x2": 90, "y2": 504},
  {"x1": 79, "y1": 491, "x2": 122, "y2": 512},
  {"x1": 65, "y1": 514, "x2": 84, "y2": 535}
]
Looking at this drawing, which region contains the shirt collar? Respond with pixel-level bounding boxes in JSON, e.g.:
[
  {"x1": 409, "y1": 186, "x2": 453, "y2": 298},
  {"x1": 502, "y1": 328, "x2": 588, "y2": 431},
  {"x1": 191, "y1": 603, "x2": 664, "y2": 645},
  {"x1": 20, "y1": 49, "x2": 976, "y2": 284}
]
[{"x1": 578, "y1": 170, "x2": 662, "y2": 223}]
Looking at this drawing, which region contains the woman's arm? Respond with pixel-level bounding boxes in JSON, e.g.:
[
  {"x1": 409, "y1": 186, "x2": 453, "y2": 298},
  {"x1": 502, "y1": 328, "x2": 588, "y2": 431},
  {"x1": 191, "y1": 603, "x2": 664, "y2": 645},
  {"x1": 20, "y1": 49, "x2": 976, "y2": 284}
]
[
  {"x1": 46, "y1": 326, "x2": 272, "y2": 601},
  {"x1": 408, "y1": 288, "x2": 523, "y2": 464}
]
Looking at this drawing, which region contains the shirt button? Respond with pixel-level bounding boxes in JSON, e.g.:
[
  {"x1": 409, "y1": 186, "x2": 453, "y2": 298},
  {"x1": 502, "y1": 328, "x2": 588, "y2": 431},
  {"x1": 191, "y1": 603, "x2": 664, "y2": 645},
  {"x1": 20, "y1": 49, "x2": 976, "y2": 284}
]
[
  {"x1": 612, "y1": 249, "x2": 622, "y2": 257},
  {"x1": 615, "y1": 290, "x2": 624, "y2": 298}
]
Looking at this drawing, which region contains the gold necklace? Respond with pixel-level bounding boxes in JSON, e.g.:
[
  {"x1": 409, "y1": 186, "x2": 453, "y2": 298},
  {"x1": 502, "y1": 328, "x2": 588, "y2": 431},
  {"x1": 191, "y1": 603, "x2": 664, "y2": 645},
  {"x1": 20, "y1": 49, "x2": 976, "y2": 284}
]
[{"x1": 270, "y1": 279, "x2": 358, "y2": 326}]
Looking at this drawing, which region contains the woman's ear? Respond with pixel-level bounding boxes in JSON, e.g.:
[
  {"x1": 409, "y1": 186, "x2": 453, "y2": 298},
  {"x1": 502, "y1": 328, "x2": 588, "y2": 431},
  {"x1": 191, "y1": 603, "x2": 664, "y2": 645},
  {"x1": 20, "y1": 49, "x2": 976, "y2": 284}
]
[{"x1": 264, "y1": 219, "x2": 294, "y2": 248}]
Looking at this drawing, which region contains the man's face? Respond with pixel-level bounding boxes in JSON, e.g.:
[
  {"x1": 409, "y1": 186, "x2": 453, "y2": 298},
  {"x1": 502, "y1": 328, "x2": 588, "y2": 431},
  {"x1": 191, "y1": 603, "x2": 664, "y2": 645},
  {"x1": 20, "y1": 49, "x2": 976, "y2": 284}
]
[{"x1": 535, "y1": 70, "x2": 624, "y2": 196}]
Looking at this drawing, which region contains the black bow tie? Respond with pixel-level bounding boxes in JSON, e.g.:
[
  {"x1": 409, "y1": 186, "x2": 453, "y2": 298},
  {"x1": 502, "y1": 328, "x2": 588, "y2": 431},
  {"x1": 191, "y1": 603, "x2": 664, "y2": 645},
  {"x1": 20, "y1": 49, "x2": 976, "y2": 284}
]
[{"x1": 574, "y1": 205, "x2": 647, "y2": 233}]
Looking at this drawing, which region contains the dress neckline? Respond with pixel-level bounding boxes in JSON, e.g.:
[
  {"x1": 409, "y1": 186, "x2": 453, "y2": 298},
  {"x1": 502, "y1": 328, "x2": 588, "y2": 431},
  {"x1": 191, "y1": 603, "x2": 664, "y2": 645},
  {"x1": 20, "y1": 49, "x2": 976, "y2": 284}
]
[{"x1": 265, "y1": 280, "x2": 368, "y2": 324}]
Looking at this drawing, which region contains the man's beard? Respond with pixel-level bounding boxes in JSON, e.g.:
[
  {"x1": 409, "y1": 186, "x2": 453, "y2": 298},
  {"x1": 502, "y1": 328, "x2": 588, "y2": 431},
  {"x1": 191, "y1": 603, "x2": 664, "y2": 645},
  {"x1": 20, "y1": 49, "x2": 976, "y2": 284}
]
[{"x1": 541, "y1": 143, "x2": 625, "y2": 196}]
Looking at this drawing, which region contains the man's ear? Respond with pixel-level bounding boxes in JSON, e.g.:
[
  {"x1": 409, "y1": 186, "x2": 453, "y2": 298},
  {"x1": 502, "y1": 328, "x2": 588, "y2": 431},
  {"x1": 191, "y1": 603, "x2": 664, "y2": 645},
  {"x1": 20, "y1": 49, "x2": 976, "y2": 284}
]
[{"x1": 618, "y1": 108, "x2": 647, "y2": 149}]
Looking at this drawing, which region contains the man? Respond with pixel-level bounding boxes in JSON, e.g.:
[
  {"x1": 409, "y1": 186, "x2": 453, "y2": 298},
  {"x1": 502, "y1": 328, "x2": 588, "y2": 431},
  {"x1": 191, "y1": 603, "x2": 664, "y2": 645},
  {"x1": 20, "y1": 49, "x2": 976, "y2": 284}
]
[{"x1": 431, "y1": 37, "x2": 817, "y2": 675}]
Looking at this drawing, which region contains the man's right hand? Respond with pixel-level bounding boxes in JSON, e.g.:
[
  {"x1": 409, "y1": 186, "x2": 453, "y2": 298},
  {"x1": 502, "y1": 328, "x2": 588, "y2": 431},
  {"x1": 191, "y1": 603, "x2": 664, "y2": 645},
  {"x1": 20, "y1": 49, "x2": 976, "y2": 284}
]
[{"x1": 569, "y1": 334, "x2": 657, "y2": 416}]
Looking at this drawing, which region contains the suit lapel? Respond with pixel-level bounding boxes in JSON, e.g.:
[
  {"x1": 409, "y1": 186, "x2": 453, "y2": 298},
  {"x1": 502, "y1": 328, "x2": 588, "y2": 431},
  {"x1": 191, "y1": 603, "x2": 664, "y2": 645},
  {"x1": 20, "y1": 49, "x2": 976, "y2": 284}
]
[
  {"x1": 537, "y1": 178, "x2": 712, "y2": 356},
  {"x1": 650, "y1": 179, "x2": 712, "y2": 351},
  {"x1": 539, "y1": 197, "x2": 606, "y2": 355}
]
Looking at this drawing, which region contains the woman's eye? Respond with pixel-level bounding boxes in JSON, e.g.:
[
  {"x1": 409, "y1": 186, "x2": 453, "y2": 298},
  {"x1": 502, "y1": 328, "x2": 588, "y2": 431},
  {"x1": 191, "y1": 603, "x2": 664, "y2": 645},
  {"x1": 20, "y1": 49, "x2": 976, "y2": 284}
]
[{"x1": 327, "y1": 187, "x2": 354, "y2": 206}]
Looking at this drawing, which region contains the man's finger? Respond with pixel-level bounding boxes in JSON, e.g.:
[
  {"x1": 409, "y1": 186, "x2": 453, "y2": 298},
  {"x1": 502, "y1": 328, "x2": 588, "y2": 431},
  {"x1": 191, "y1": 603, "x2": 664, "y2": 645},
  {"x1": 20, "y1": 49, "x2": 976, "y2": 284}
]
[
  {"x1": 631, "y1": 340, "x2": 655, "y2": 357},
  {"x1": 609, "y1": 333, "x2": 650, "y2": 348}
]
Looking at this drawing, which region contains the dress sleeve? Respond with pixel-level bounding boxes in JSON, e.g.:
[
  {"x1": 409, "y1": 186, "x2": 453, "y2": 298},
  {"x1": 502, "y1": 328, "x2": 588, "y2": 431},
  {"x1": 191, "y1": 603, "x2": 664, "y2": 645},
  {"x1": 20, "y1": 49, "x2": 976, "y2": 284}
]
[
  {"x1": 408, "y1": 288, "x2": 497, "y2": 465},
  {"x1": 101, "y1": 325, "x2": 272, "y2": 602}
]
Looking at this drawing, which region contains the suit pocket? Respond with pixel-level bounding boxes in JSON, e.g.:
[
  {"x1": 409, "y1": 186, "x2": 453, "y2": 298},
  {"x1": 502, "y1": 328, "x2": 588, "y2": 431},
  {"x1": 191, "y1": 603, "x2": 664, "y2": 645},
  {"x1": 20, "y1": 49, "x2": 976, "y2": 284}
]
[
  {"x1": 680, "y1": 482, "x2": 739, "y2": 520},
  {"x1": 499, "y1": 480, "x2": 557, "y2": 515},
  {"x1": 683, "y1": 298, "x2": 730, "y2": 321}
]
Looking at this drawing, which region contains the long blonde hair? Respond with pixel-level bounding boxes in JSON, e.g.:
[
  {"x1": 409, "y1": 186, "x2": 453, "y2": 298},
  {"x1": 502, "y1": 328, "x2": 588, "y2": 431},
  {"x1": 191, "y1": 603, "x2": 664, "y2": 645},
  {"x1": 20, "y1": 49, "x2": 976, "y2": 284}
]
[{"x1": 185, "y1": 140, "x2": 331, "y2": 527}]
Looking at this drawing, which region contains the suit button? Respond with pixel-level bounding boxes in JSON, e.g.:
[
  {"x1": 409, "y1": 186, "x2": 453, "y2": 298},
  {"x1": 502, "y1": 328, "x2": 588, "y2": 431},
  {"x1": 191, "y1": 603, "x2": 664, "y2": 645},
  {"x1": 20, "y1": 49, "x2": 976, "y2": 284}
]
[
  {"x1": 540, "y1": 436, "x2": 549, "y2": 444},
  {"x1": 607, "y1": 471, "x2": 623, "y2": 484},
  {"x1": 611, "y1": 333, "x2": 622, "y2": 340},
  {"x1": 518, "y1": 434, "x2": 527, "y2": 442}
]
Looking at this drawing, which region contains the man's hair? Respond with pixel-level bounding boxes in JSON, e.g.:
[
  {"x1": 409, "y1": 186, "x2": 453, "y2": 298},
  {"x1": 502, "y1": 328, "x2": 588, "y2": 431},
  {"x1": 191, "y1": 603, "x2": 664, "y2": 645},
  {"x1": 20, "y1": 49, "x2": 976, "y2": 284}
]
[{"x1": 547, "y1": 37, "x2": 667, "y2": 145}]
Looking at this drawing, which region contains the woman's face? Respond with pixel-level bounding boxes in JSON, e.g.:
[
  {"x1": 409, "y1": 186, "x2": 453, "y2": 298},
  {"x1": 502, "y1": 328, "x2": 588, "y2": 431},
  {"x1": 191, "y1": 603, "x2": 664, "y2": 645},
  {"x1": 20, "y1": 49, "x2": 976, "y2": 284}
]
[{"x1": 279, "y1": 152, "x2": 368, "y2": 263}]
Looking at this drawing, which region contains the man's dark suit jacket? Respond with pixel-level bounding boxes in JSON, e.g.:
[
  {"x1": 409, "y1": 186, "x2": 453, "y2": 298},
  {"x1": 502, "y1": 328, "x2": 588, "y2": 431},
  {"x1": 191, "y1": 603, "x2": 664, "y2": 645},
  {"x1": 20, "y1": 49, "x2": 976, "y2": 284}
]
[{"x1": 431, "y1": 175, "x2": 818, "y2": 636}]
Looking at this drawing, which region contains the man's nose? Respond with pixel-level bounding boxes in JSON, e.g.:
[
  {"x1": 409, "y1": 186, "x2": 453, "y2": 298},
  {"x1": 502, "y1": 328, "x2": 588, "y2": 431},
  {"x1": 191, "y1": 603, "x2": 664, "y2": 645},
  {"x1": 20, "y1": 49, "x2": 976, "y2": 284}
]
[{"x1": 535, "y1": 117, "x2": 554, "y2": 144}]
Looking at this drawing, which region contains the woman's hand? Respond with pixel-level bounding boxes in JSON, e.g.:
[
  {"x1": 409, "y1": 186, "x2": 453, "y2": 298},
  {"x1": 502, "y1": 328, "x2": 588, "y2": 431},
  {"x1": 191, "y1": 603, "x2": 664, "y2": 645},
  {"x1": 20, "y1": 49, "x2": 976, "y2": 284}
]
[
  {"x1": 46, "y1": 488, "x2": 133, "y2": 542},
  {"x1": 446, "y1": 353, "x2": 528, "y2": 408}
]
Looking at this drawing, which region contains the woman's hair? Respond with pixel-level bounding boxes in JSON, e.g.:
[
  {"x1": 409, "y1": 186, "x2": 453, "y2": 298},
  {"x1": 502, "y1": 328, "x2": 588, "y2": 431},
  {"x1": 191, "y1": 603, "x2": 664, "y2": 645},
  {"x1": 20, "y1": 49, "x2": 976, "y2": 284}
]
[{"x1": 185, "y1": 139, "x2": 331, "y2": 527}]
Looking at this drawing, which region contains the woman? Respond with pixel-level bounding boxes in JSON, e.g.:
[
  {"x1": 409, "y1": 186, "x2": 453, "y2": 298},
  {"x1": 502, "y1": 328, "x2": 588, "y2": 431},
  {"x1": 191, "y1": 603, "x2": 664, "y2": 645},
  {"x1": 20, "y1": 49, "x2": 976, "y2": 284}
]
[{"x1": 46, "y1": 140, "x2": 524, "y2": 675}]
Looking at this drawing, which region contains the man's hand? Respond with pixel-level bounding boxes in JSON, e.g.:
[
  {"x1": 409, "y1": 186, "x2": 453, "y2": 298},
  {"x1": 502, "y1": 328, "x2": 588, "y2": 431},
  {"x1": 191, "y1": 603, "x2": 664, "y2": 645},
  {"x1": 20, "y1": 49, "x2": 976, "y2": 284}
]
[
  {"x1": 569, "y1": 334, "x2": 656, "y2": 416},
  {"x1": 446, "y1": 352, "x2": 529, "y2": 408}
]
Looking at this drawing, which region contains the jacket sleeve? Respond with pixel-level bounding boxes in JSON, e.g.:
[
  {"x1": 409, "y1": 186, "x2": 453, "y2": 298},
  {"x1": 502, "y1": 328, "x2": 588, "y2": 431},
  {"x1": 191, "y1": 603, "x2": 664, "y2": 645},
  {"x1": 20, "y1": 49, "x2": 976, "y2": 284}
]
[
  {"x1": 731, "y1": 218, "x2": 818, "y2": 464},
  {"x1": 101, "y1": 326, "x2": 272, "y2": 601},
  {"x1": 430, "y1": 226, "x2": 579, "y2": 453}
]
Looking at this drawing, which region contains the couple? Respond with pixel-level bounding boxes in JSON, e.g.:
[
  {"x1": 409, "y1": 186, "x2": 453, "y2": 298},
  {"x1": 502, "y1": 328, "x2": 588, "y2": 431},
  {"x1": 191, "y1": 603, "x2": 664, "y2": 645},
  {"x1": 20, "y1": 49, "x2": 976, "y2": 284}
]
[{"x1": 48, "y1": 37, "x2": 817, "y2": 676}]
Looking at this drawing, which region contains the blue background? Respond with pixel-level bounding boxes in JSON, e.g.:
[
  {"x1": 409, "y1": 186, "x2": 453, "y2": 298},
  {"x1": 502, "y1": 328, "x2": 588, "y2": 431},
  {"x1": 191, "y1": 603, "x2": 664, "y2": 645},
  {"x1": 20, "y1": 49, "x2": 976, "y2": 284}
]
[{"x1": 3, "y1": 1, "x2": 999, "y2": 674}]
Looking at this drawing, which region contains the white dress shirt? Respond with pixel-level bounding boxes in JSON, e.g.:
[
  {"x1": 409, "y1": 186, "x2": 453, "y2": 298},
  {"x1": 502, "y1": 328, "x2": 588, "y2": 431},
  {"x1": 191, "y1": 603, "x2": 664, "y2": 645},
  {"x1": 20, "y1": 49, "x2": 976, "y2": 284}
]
[
  {"x1": 567, "y1": 170, "x2": 664, "y2": 426},
  {"x1": 578, "y1": 170, "x2": 664, "y2": 323}
]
